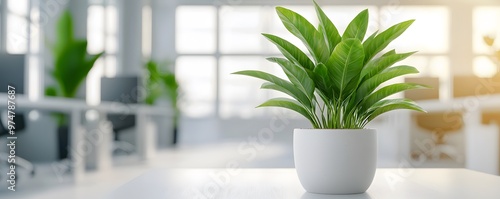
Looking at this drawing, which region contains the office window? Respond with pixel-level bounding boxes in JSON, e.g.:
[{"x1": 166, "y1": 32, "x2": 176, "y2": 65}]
[
  {"x1": 473, "y1": 7, "x2": 500, "y2": 78},
  {"x1": 87, "y1": 1, "x2": 119, "y2": 105},
  {"x1": 379, "y1": 6, "x2": 450, "y2": 99},
  {"x1": 176, "y1": 56, "x2": 217, "y2": 117},
  {"x1": 176, "y1": 5, "x2": 451, "y2": 118},
  {"x1": 176, "y1": 6, "x2": 216, "y2": 54},
  {"x1": 5, "y1": 0, "x2": 29, "y2": 54}
]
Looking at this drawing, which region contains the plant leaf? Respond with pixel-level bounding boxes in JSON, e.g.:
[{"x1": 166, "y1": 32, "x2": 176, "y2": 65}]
[
  {"x1": 258, "y1": 97, "x2": 314, "y2": 124},
  {"x1": 312, "y1": 63, "x2": 335, "y2": 99},
  {"x1": 361, "y1": 51, "x2": 416, "y2": 81},
  {"x1": 276, "y1": 7, "x2": 329, "y2": 64},
  {"x1": 356, "y1": 65, "x2": 419, "y2": 103},
  {"x1": 361, "y1": 83, "x2": 429, "y2": 112},
  {"x1": 233, "y1": 70, "x2": 311, "y2": 108},
  {"x1": 267, "y1": 57, "x2": 315, "y2": 100},
  {"x1": 313, "y1": 0, "x2": 341, "y2": 53},
  {"x1": 363, "y1": 19, "x2": 415, "y2": 63},
  {"x1": 367, "y1": 99, "x2": 425, "y2": 122},
  {"x1": 342, "y1": 9, "x2": 369, "y2": 41},
  {"x1": 326, "y1": 38, "x2": 365, "y2": 99},
  {"x1": 262, "y1": 33, "x2": 315, "y2": 71}
]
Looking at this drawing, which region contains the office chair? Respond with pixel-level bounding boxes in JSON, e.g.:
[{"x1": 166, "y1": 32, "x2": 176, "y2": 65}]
[
  {"x1": 101, "y1": 77, "x2": 139, "y2": 155},
  {"x1": 0, "y1": 113, "x2": 35, "y2": 176}
]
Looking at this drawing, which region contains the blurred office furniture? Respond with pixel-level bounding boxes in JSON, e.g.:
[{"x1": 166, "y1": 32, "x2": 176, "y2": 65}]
[
  {"x1": 481, "y1": 112, "x2": 500, "y2": 173},
  {"x1": 0, "y1": 53, "x2": 34, "y2": 176},
  {"x1": 0, "y1": 53, "x2": 25, "y2": 94},
  {"x1": 453, "y1": 75, "x2": 500, "y2": 97},
  {"x1": 101, "y1": 76, "x2": 139, "y2": 154},
  {"x1": 453, "y1": 75, "x2": 499, "y2": 174},
  {"x1": 405, "y1": 77, "x2": 464, "y2": 160},
  {"x1": 0, "y1": 114, "x2": 35, "y2": 176}
]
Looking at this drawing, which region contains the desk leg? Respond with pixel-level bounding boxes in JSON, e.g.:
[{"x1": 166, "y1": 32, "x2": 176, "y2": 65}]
[
  {"x1": 95, "y1": 117, "x2": 113, "y2": 171},
  {"x1": 136, "y1": 112, "x2": 156, "y2": 160},
  {"x1": 70, "y1": 109, "x2": 85, "y2": 181}
]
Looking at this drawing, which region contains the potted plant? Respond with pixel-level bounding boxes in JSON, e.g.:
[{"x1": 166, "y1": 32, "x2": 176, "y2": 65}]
[
  {"x1": 45, "y1": 10, "x2": 104, "y2": 159},
  {"x1": 144, "y1": 60, "x2": 180, "y2": 144},
  {"x1": 234, "y1": 1, "x2": 426, "y2": 195}
]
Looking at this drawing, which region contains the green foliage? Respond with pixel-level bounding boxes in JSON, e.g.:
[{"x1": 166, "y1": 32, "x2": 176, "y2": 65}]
[
  {"x1": 233, "y1": 1, "x2": 427, "y2": 129},
  {"x1": 45, "y1": 10, "x2": 104, "y2": 126},
  {"x1": 46, "y1": 11, "x2": 104, "y2": 98},
  {"x1": 144, "y1": 60, "x2": 180, "y2": 126}
]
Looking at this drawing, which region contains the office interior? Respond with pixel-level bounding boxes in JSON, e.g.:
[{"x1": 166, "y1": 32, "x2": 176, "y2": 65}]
[{"x1": 1, "y1": 0, "x2": 500, "y2": 198}]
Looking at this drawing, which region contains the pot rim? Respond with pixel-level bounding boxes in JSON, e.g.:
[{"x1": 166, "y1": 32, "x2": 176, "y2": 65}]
[{"x1": 294, "y1": 128, "x2": 375, "y2": 131}]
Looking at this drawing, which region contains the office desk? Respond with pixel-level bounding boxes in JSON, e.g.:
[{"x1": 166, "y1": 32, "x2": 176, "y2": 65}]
[
  {"x1": 0, "y1": 95, "x2": 171, "y2": 179},
  {"x1": 106, "y1": 168, "x2": 500, "y2": 199}
]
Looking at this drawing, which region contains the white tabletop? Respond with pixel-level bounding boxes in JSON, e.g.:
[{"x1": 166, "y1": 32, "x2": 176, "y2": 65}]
[{"x1": 105, "y1": 168, "x2": 500, "y2": 199}]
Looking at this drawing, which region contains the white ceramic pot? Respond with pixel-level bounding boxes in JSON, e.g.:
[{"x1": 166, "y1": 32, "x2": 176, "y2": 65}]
[{"x1": 294, "y1": 129, "x2": 377, "y2": 194}]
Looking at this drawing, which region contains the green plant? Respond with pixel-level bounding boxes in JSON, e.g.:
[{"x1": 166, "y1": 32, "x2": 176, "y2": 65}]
[
  {"x1": 234, "y1": 1, "x2": 427, "y2": 129},
  {"x1": 144, "y1": 60, "x2": 180, "y2": 126},
  {"x1": 45, "y1": 10, "x2": 104, "y2": 125}
]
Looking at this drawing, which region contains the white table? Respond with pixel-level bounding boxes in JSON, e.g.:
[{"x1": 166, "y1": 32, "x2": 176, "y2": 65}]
[
  {"x1": 105, "y1": 168, "x2": 500, "y2": 199},
  {"x1": 0, "y1": 94, "x2": 171, "y2": 179}
]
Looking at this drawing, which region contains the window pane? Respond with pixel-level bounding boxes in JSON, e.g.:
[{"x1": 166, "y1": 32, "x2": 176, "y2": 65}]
[
  {"x1": 6, "y1": 14, "x2": 28, "y2": 54},
  {"x1": 7, "y1": 0, "x2": 28, "y2": 16},
  {"x1": 176, "y1": 56, "x2": 216, "y2": 117},
  {"x1": 106, "y1": 5, "x2": 119, "y2": 54},
  {"x1": 473, "y1": 7, "x2": 500, "y2": 54},
  {"x1": 176, "y1": 6, "x2": 216, "y2": 54},
  {"x1": 473, "y1": 56, "x2": 498, "y2": 78},
  {"x1": 380, "y1": 6, "x2": 449, "y2": 53},
  {"x1": 88, "y1": 5, "x2": 105, "y2": 54},
  {"x1": 219, "y1": 6, "x2": 267, "y2": 53},
  {"x1": 219, "y1": 56, "x2": 287, "y2": 118}
]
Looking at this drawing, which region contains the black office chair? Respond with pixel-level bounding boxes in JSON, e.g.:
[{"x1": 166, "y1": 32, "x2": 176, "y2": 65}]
[
  {"x1": 101, "y1": 77, "x2": 139, "y2": 154},
  {"x1": 0, "y1": 113, "x2": 35, "y2": 176}
]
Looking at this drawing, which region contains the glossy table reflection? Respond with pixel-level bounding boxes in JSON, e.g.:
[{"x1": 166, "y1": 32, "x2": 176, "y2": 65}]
[{"x1": 105, "y1": 168, "x2": 500, "y2": 199}]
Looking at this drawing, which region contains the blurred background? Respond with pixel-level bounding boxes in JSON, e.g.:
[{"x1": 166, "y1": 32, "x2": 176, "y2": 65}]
[{"x1": 1, "y1": 0, "x2": 500, "y2": 198}]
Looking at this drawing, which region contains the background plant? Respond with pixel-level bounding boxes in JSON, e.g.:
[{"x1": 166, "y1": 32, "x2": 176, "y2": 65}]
[
  {"x1": 45, "y1": 10, "x2": 104, "y2": 125},
  {"x1": 234, "y1": 1, "x2": 427, "y2": 129},
  {"x1": 144, "y1": 60, "x2": 180, "y2": 128}
]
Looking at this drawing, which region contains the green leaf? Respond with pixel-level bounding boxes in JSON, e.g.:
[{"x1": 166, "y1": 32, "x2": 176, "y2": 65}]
[
  {"x1": 312, "y1": 63, "x2": 335, "y2": 99},
  {"x1": 356, "y1": 65, "x2": 419, "y2": 103},
  {"x1": 361, "y1": 51, "x2": 416, "y2": 81},
  {"x1": 361, "y1": 83, "x2": 429, "y2": 112},
  {"x1": 382, "y1": 49, "x2": 396, "y2": 57},
  {"x1": 367, "y1": 99, "x2": 425, "y2": 122},
  {"x1": 258, "y1": 98, "x2": 315, "y2": 124},
  {"x1": 326, "y1": 38, "x2": 365, "y2": 99},
  {"x1": 45, "y1": 86, "x2": 58, "y2": 97},
  {"x1": 276, "y1": 7, "x2": 329, "y2": 64},
  {"x1": 313, "y1": 0, "x2": 341, "y2": 53},
  {"x1": 342, "y1": 9, "x2": 369, "y2": 41},
  {"x1": 267, "y1": 57, "x2": 315, "y2": 100},
  {"x1": 54, "y1": 11, "x2": 74, "y2": 56},
  {"x1": 233, "y1": 70, "x2": 311, "y2": 108},
  {"x1": 363, "y1": 20, "x2": 415, "y2": 63},
  {"x1": 262, "y1": 33, "x2": 315, "y2": 71}
]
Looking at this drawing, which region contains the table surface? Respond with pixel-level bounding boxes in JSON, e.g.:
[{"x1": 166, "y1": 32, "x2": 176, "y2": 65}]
[{"x1": 105, "y1": 168, "x2": 500, "y2": 199}]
